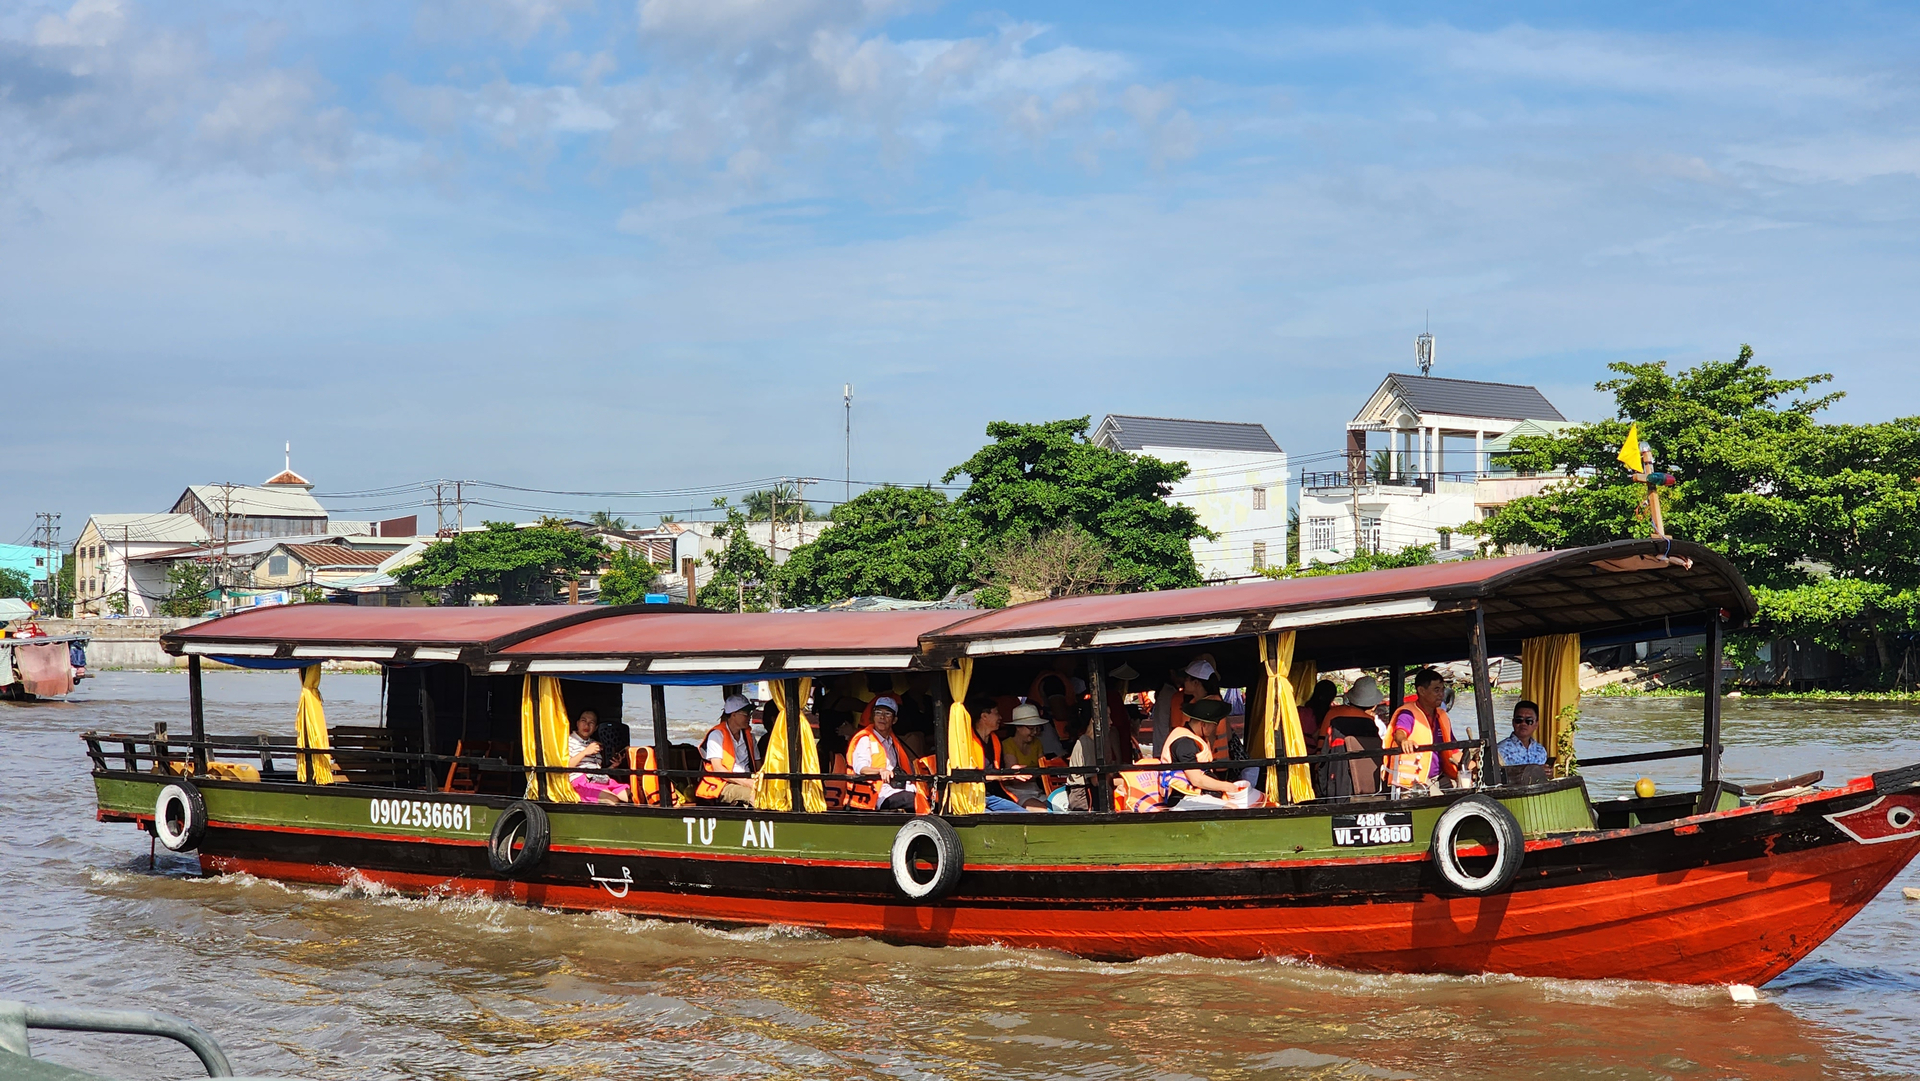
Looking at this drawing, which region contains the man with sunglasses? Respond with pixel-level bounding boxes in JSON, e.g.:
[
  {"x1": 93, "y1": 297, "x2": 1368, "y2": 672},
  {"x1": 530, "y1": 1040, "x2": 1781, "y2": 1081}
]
[{"x1": 1497, "y1": 701, "x2": 1549, "y2": 776}]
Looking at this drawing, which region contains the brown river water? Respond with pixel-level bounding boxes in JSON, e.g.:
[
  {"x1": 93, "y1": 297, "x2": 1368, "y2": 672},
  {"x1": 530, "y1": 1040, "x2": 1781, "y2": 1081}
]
[{"x1": 4, "y1": 670, "x2": 1918, "y2": 1080}]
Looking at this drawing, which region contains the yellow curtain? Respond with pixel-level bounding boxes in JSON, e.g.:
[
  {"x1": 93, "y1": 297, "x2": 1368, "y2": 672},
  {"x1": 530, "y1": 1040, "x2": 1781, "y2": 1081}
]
[
  {"x1": 1290, "y1": 659, "x2": 1317, "y2": 705},
  {"x1": 521, "y1": 675, "x2": 581, "y2": 803},
  {"x1": 1521, "y1": 634, "x2": 1582, "y2": 768},
  {"x1": 943, "y1": 659, "x2": 984, "y2": 814},
  {"x1": 294, "y1": 665, "x2": 342, "y2": 784},
  {"x1": 755, "y1": 677, "x2": 823, "y2": 812},
  {"x1": 1257, "y1": 632, "x2": 1315, "y2": 804}
]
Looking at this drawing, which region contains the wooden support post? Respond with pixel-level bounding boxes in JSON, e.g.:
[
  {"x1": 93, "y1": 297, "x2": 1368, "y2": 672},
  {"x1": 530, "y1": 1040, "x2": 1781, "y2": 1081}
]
[
  {"x1": 1389, "y1": 664, "x2": 1405, "y2": 711},
  {"x1": 932, "y1": 688, "x2": 950, "y2": 780},
  {"x1": 1469, "y1": 605, "x2": 1496, "y2": 787},
  {"x1": 651, "y1": 684, "x2": 670, "y2": 805},
  {"x1": 530, "y1": 681, "x2": 547, "y2": 801},
  {"x1": 1698, "y1": 609, "x2": 1725, "y2": 810},
  {"x1": 1088, "y1": 653, "x2": 1111, "y2": 813},
  {"x1": 681, "y1": 556, "x2": 697, "y2": 607},
  {"x1": 784, "y1": 677, "x2": 803, "y2": 809},
  {"x1": 188, "y1": 655, "x2": 207, "y2": 776}
]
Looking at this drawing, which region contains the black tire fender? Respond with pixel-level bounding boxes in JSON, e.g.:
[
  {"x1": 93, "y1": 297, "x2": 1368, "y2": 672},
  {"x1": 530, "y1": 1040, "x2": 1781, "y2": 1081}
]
[
  {"x1": 890, "y1": 816, "x2": 963, "y2": 901},
  {"x1": 154, "y1": 781, "x2": 207, "y2": 852},
  {"x1": 487, "y1": 801, "x2": 551, "y2": 878},
  {"x1": 1430, "y1": 794, "x2": 1525, "y2": 896}
]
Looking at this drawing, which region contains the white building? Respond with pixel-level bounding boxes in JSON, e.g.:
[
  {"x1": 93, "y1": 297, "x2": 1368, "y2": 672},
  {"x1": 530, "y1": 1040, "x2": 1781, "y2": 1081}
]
[
  {"x1": 1299, "y1": 374, "x2": 1568, "y2": 564},
  {"x1": 1091, "y1": 415, "x2": 1289, "y2": 581}
]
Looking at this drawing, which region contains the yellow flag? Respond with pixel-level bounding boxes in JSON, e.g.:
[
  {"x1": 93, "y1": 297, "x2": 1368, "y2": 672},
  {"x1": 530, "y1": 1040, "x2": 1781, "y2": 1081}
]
[{"x1": 1616, "y1": 422, "x2": 1643, "y2": 473}]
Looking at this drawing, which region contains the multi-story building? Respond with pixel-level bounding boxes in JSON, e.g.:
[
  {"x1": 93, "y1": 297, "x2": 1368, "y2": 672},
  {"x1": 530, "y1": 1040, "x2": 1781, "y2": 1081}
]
[
  {"x1": 1298, "y1": 373, "x2": 1569, "y2": 564},
  {"x1": 1091, "y1": 415, "x2": 1289, "y2": 581}
]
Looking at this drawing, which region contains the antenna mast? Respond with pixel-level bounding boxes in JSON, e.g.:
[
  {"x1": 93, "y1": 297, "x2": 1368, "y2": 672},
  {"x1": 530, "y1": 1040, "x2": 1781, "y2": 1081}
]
[
  {"x1": 843, "y1": 383, "x2": 853, "y2": 503},
  {"x1": 1415, "y1": 313, "x2": 1435, "y2": 377}
]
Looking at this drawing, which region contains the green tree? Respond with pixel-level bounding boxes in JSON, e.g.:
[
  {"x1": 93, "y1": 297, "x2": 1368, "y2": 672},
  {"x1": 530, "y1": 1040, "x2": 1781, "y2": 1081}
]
[
  {"x1": 590, "y1": 510, "x2": 628, "y2": 531},
  {"x1": 396, "y1": 521, "x2": 609, "y2": 605},
  {"x1": 977, "y1": 523, "x2": 1128, "y2": 605},
  {"x1": 53, "y1": 557, "x2": 74, "y2": 616},
  {"x1": 778, "y1": 486, "x2": 970, "y2": 606},
  {"x1": 1475, "y1": 346, "x2": 1920, "y2": 681},
  {"x1": 943, "y1": 417, "x2": 1210, "y2": 592},
  {"x1": 700, "y1": 502, "x2": 780, "y2": 612},
  {"x1": 159, "y1": 562, "x2": 212, "y2": 618},
  {"x1": 0, "y1": 567, "x2": 29, "y2": 600},
  {"x1": 743, "y1": 484, "x2": 823, "y2": 523},
  {"x1": 598, "y1": 547, "x2": 662, "y2": 606},
  {"x1": 1262, "y1": 544, "x2": 1439, "y2": 580}
]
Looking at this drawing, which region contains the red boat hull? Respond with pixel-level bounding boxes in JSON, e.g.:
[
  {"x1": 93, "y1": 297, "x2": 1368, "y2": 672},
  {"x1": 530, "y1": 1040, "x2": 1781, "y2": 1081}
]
[{"x1": 205, "y1": 790, "x2": 1920, "y2": 986}]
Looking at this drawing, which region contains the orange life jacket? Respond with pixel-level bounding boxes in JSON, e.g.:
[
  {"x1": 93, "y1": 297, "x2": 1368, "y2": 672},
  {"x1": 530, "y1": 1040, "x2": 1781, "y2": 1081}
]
[
  {"x1": 825, "y1": 756, "x2": 856, "y2": 806},
  {"x1": 628, "y1": 745, "x2": 682, "y2": 807},
  {"x1": 695, "y1": 723, "x2": 756, "y2": 801},
  {"x1": 848, "y1": 726, "x2": 928, "y2": 812},
  {"x1": 1318, "y1": 704, "x2": 1378, "y2": 752},
  {"x1": 1116, "y1": 725, "x2": 1215, "y2": 811},
  {"x1": 1387, "y1": 702, "x2": 1458, "y2": 789}
]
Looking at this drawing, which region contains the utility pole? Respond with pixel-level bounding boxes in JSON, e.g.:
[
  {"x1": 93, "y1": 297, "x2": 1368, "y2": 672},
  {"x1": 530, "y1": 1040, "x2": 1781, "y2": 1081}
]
[
  {"x1": 795, "y1": 478, "x2": 816, "y2": 546},
  {"x1": 1349, "y1": 442, "x2": 1364, "y2": 557},
  {"x1": 218, "y1": 483, "x2": 237, "y2": 613},
  {"x1": 122, "y1": 524, "x2": 131, "y2": 616},
  {"x1": 843, "y1": 383, "x2": 853, "y2": 504},
  {"x1": 34, "y1": 512, "x2": 60, "y2": 614},
  {"x1": 433, "y1": 482, "x2": 446, "y2": 537}
]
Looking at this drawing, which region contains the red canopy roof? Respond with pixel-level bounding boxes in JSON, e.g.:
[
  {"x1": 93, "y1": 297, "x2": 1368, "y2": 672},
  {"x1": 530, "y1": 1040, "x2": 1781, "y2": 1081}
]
[
  {"x1": 160, "y1": 603, "x2": 683, "y2": 662},
  {"x1": 500, "y1": 610, "x2": 963, "y2": 658},
  {"x1": 920, "y1": 539, "x2": 1755, "y2": 669},
  {"x1": 492, "y1": 609, "x2": 966, "y2": 678}
]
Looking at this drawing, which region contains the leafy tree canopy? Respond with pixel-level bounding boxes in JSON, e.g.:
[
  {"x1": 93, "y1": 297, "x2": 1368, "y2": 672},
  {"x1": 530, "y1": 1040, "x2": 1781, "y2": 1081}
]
[
  {"x1": 396, "y1": 520, "x2": 608, "y2": 605},
  {"x1": 597, "y1": 546, "x2": 661, "y2": 606},
  {"x1": 777, "y1": 486, "x2": 969, "y2": 606},
  {"x1": 159, "y1": 562, "x2": 212, "y2": 618},
  {"x1": 1262, "y1": 544, "x2": 1439, "y2": 580},
  {"x1": 700, "y1": 502, "x2": 780, "y2": 611},
  {"x1": 1475, "y1": 345, "x2": 1920, "y2": 675},
  {"x1": 0, "y1": 567, "x2": 30, "y2": 600},
  {"x1": 743, "y1": 483, "x2": 824, "y2": 523},
  {"x1": 942, "y1": 417, "x2": 1210, "y2": 592}
]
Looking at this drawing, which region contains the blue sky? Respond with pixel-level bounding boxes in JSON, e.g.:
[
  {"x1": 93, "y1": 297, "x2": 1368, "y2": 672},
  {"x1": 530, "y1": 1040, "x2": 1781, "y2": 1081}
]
[{"x1": 6, "y1": 0, "x2": 1919, "y2": 541}]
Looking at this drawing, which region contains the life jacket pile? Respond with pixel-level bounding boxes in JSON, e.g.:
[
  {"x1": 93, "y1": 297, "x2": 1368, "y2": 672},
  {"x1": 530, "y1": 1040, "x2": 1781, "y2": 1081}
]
[{"x1": 627, "y1": 745, "x2": 688, "y2": 807}]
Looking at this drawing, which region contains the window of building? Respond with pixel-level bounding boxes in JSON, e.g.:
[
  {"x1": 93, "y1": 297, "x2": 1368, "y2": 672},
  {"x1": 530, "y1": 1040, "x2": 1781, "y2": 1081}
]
[
  {"x1": 1308, "y1": 517, "x2": 1336, "y2": 552},
  {"x1": 1251, "y1": 487, "x2": 1266, "y2": 511},
  {"x1": 1438, "y1": 528, "x2": 1452, "y2": 551},
  {"x1": 1360, "y1": 516, "x2": 1383, "y2": 553},
  {"x1": 1252, "y1": 541, "x2": 1267, "y2": 570},
  {"x1": 268, "y1": 556, "x2": 289, "y2": 577}
]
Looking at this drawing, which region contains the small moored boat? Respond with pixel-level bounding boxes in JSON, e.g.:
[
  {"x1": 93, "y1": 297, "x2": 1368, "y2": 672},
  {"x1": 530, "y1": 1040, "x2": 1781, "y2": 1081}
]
[{"x1": 82, "y1": 539, "x2": 1920, "y2": 986}]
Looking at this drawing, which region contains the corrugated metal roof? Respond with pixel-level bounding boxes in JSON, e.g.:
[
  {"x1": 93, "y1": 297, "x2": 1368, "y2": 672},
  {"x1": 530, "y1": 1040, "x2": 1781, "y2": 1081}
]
[
  {"x1": 178, "y1": 484, "x2": 327, "y2": 519},
  {"x1": 1383, "y1": 375, "x2": 1565, "y2": 422},
  {"x1": 280, "y1": 544, "x2": 390, "y2": 568},
  {"x1": 88, "y1": 513, "x2": 212, "y2": 545},
  {"x1": 1092, "y1": 415, "x2": 1283, "y2": 453}
]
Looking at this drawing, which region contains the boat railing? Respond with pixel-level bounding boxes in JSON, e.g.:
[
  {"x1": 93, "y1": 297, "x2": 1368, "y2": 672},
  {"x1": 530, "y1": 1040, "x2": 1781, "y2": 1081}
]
[
  {"x1": 1575, "y1": 746, "x2": 1707, "y2": 768},
  {"x1": 0, "y1": 999, "x2": 234, "y2": 1077},
  {"x1": 84, "y1": 729, "x2": 1518, "y2": 806}
]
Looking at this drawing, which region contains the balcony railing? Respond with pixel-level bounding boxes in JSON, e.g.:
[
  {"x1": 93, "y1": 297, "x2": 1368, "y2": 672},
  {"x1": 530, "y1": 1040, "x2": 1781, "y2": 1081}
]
[{"x1": 1300, "y1": 470, "x2": 1489, "y2": 492}]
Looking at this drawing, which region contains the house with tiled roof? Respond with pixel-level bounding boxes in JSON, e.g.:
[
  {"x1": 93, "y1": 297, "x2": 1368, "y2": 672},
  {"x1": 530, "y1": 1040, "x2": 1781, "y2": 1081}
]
[{"x1": 1092, "y1": 415, "x2": 1288, "y2": 581}]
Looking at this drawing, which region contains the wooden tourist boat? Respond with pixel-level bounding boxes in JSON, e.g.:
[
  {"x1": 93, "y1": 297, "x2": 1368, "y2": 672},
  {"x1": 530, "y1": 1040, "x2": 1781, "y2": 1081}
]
[{"x1": 82, "y1": 539, "x2": 1920, "y2": 986}]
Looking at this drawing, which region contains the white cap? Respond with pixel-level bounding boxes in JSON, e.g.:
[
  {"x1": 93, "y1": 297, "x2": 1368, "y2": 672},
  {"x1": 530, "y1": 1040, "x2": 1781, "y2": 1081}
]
[
  {"x1": 722, "y1": 694, "x2": 751, "y2": 716},
  {"x1": 871, "y1": 695, "x2": 900, "y2": 715},
  {"x1": 1184, "y1": 658, "x2": 1217, "y2": 681}
]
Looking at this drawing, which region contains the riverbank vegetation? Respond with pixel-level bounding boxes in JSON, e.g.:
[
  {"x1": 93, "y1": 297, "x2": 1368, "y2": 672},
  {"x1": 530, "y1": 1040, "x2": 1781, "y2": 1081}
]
[{"x1": 1471, "y1": 346, "x2": 1920, "y2": 689}]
